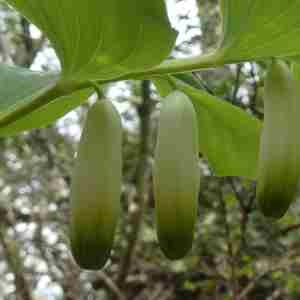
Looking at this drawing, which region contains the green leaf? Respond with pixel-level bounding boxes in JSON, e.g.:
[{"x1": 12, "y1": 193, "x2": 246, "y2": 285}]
[
  {"x1": 0, "y1": 0, "x2": 176, "y2": 135},
  {"x1": 291, "y1": 61, "x2": 300, "y2": 81},
  {"x1": 0, "y1": 88, "x2": 91, "y2": 137},
  {"x1": 7, "y1": 0, "x2": 176, "y2": 81},
  {"x1": 0, "y1": 64, "x2": 92, "y2": 136},
  {"x1": 0, "y1": 64, "x2": 58, "y2": 120},
  {"x1": 218, "y1": 0, "x2": 300, "y2": 62},
  {"x1": 131, "y1": 1, "x2": 300, "y2": 77},
  {"x1": 155, "y1": 77, "x2": 262, "y2": 179}
]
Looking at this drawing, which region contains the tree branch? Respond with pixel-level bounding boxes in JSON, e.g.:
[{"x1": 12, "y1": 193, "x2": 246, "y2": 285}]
[
  {"x1": 117, "y1": 80, "x2": 153, "y2": 289},
  {"x1": 0, "y1": 210, "x2": 33, "y2": 300},
  {"x1": 218, "y1": 179, "x2": 238, "y2": 299},
  {"x1": 279, "y1": 223, "x2": 300, "y2": 236}
]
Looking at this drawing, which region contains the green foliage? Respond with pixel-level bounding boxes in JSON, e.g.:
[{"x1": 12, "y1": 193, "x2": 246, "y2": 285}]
[
  {"x1": 7, "y1": 0, "x2": 176, "y2": 80},
  {"x1": 218, "y1": 1, "x2": 300, "y2": 62},
  {"x1": 0, "y1": 64, "x2": 57, "y2": 129},
  {"x1": 0, "y1": 0, "x2": 175, "y2": 137},
  {"x1": 3, "y1": 1, "x2": 300, "y2": 296},
  {"x1": 2, "y1": 0, "x2": 300, "y2": 177},
  {"x1": 154, "y1": 77, "x2": 261, "y2": 179}
]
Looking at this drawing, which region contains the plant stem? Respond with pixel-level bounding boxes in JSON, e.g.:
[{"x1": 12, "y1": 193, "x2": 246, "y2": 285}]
[
  {"x1": 0, "y1": 52, "x2": 223, "y2": 131},
  {"x1": 127, "y1": 51, "x2": 223, "y2": 79},
  {"x1": 117, "y1": 80, "x2": 152, "y2": 289}
]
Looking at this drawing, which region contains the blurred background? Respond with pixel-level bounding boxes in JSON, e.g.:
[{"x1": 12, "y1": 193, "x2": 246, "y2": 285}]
[{"x1": 0, "y1": 0, "x2": 300, "y2": 299}]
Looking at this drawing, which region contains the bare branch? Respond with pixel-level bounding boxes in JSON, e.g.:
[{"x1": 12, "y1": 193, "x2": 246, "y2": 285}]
[
  {"x1": 218, "y1": 179, "x2": 239, "y2": 299},
  {"x1": 117, "y1": 80, "x2": 153, "y2": 288},
  {"x1": 279, "y1": 223, "x2": 300, "y2": 236},
  {"x1": 93, "y1": 271, "x2": 125, "y2": 300},
  {"x1": 0, "y1": 211, "x2": 33, "y2": 300}
]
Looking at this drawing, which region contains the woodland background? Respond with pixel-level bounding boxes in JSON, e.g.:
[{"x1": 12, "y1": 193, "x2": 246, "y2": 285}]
[{"x1": 0, "y1": 0, "x2": 300, "y2": 299}]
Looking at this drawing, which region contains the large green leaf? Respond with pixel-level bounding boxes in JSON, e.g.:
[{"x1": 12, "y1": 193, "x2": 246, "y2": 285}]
[
  {"x1": 0, "y1": 88, "x2": 92, "y2": 137},
  {"x1": 154, "y1": 77, "x2": 262, "y2": 179},
  {"x1": 130, "y1": 0, "x2": 300, "y2": 77},
  {"x1": 0, "y1": 0, "x2": 176, "y2": 135},
  {"x1": 291, "y1": 61, "x2": 300, "y2": 81},
  {"x1": 0, "y1": 64, "x2": 92, "y2": 136},
  {"x1": 218, "y1": 0, "x2": 300, "y2": 62},
  {"x1": 6, "y1": 0, "x2": 176, "y2": 81},
  {"x1": 0, "y1": 64, "x2": 58, "y2": 119}
]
